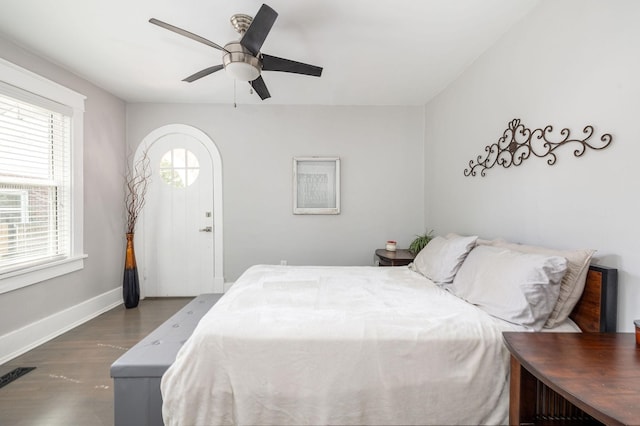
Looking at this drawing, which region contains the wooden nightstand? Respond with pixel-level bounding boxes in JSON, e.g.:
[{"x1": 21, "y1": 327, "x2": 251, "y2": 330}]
[
  {"x1": 503, "y1": 332, "x2": 640, "y2": 426},
  {"x1": 375, "y1": 249, "x2": 415, "y2": 267}
]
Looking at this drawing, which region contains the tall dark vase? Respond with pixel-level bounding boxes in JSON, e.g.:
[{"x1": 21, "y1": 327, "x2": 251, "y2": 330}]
[{"x1": 123, "y1": 232, "x2": 140, "y2": 309}]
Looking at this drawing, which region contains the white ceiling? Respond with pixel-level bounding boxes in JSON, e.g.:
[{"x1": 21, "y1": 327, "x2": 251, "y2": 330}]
[{"x1": 0, "y1": 0, "x2": 539, "y2": 106}]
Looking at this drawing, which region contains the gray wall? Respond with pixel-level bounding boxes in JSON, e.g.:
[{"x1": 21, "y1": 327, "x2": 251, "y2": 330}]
[
  {"x1": 126, "y1": 104, "x2": 425, "y2": 281},
  {"x1": 0, "y1": 37, "x2": 126, "y2": 336},
  {"x1": 423, "y1": 0, "x2": 640, "y2": 331},
  {"x1": 5, "y1": 0, "x2": 635, "y2": 351}
]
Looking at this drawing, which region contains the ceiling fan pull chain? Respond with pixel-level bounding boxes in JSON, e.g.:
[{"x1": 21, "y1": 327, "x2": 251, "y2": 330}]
[{"x1": 234, "y1": 78, "x2": 237, "y2": 108}]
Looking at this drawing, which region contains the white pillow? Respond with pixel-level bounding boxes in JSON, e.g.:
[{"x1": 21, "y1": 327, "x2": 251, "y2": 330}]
[
  {"x1": 410, "y1": 235, "x2": 477, "y2": 284},
  {"x1": 486, "y1": 240, "x2": 595, "y2": 328},
  {"x1": 444, "y1": 233, "x2": 505, "y2": 248},
  {"x1": 450, "y1": 245, "x2": 567, "y2": 331}
]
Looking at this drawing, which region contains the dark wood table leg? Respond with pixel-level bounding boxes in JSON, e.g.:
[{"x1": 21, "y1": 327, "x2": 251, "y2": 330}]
[{"x1": 510, "y1": 355, "x2": 537, "y2": 425}]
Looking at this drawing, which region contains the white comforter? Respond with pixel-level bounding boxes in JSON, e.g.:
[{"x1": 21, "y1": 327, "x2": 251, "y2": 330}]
[{"x1": 161, "y1": 265, "x2": 528, "y2": 426}]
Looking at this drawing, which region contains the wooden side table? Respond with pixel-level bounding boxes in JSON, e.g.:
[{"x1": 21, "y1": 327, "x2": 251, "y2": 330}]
[
  {"x1": 503, "y1": 332, "x2": 640, "y2": 426},
  {"x1": 375, "y1": 248, "x2": 415, "y2": 266}
]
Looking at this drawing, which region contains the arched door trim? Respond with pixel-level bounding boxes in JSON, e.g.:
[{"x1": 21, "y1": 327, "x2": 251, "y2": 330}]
[{"x1": 135, "y1": 124, "x2": 224, "y2": 292}]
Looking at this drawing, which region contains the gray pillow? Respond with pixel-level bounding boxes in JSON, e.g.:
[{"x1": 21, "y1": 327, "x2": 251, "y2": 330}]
[
  {"x1": 410, "y1": 235, "x2": 477, "y2": 284},
  {"x1": 450, "y1": 245, "x2": 567, "y2": 331},
  {"x1": 485, "y1": 240, "x2": 594, "y2": 328}
]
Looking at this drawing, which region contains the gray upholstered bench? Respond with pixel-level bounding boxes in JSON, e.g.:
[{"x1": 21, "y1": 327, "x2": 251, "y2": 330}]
[{"x1": 110, "y1": 293, "x2": 223, "y2": 426}]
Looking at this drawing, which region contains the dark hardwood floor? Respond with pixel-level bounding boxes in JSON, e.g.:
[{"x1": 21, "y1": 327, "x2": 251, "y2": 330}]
[{"x1": 0, "y1": 297, "x2": 192, "y2": 426}]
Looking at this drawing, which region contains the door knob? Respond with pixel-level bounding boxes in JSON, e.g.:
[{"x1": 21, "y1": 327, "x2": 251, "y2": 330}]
[{"x1": 199, "y1": 226, "x2": 213, "y2": 232}]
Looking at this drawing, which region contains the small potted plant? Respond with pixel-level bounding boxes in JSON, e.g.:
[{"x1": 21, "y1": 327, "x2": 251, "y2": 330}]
[{"x1": 409, "y1": 230, "x2": 433, "y2": 255}]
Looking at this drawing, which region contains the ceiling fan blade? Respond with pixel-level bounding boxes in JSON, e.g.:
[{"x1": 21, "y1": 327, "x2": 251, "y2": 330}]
[
  {"x1": 250, "y1": 76, "x2": 271, "y2": 100},
  {"x1": 240, "y1": 4, "x2": 278, "y2": 56},
  {"x1": 261, "y1": 54, "x2": 323, "y2": 77},
  {"x1": 149, "y1": 18, "x2": 228, "y2": 53},
  {"x1": 182, "y1": 65, "x2": 224, "y2": 83}
]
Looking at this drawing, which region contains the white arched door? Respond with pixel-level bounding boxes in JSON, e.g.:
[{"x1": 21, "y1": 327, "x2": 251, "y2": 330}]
[{"x1": 135, "y1": 124, "x2": 223, "y2": 296}]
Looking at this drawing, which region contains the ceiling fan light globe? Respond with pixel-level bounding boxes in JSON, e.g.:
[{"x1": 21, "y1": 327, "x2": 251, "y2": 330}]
[
  {"x1": 225, "y1": 61, "x2": 260, "y2": 81},
  {"x1": 223, "y1": 41, "x2": 262, "y2": 81}
]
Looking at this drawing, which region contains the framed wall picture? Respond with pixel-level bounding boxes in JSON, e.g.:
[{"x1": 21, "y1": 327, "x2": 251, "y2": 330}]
[{"x1": 293, "y1": 157, "x2": 340, "y2": 214}]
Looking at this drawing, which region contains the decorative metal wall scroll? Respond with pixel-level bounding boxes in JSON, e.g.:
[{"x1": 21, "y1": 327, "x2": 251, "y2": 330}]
[{"x1": 464, "y1": 118, "x2": 613, "y2": 177}]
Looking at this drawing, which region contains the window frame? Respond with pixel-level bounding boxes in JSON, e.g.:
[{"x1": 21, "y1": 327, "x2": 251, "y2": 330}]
[
  {"x1": 0, "y1": 58, "x2": 86, "y2": 294},
  {"x1": 0, "y1": 189, "x2": 29, "y2": 224}
]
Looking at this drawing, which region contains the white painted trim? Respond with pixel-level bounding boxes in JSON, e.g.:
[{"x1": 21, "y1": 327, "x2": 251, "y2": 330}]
[
  {"x1": 216, "y1": 277, "x2": 226, "y2": 292},
  {"x1": 135, "y1": 124, "x2": 224, "y2": 293},
  {"x1": 0, "y1": 287, "x2": 122, "y2": 365},
  {"x1": 0, "y1": 255, "x2": 87, "y2": 294},
  {"x1": 223, "y1": 281, "x2": 234, "y2": 292},
  {"x1": 0, "y1": 57, "x2": 86, "y2": 110},
  {"x1": 0, "y1": 57, "x2": 87, "y2": 293}
]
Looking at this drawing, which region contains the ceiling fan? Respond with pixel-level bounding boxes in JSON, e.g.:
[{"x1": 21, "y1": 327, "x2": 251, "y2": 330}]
[{"x1": 149, "y1": 3, "x2": 323, "y2": 100}]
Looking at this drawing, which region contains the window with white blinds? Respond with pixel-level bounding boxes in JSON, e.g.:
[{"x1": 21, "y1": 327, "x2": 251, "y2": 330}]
[
  {"x1": 0, "y1": 93, "x2": 71, "y2": 272},
  {"x1": 0, "y1": 58, "x2": 85, "y2": 293}
]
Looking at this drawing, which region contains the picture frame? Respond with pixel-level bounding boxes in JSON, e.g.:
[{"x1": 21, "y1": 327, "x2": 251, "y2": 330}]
[{"x1": 293, "y1": 157, "x2": 340, "y2": 215}]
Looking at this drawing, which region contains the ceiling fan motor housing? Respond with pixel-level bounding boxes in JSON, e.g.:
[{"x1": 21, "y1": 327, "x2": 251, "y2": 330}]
[
  {"x1": 223, "y1": 41, "x2": 261, "y2": 81},
  {"x1": 230, "y1": 14, "x2": 253, "y2": 34}
]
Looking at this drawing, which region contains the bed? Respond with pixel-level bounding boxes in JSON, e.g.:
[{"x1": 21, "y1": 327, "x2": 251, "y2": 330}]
[{"x1": 160, "y1": 236, "x2": 617, "y2": 426}]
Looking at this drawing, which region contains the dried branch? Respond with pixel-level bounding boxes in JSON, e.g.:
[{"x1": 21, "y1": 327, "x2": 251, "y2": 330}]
[{"x1": 125, "y1": 149, "x2": 152, "y2": 234}]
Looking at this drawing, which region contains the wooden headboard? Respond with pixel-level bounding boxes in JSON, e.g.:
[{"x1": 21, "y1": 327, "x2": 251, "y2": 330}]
[{"x1": 570, "y1": 265, "x2": 618, "y2": 332}]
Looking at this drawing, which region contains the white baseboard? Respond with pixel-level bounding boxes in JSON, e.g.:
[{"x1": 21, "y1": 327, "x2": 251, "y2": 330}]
[
  {"x1": 0, "y1": 287, "x2": 122, "y2": 365},
  {"x1": 214, "y1": 276, "x2": 225, "y2": 293}
]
